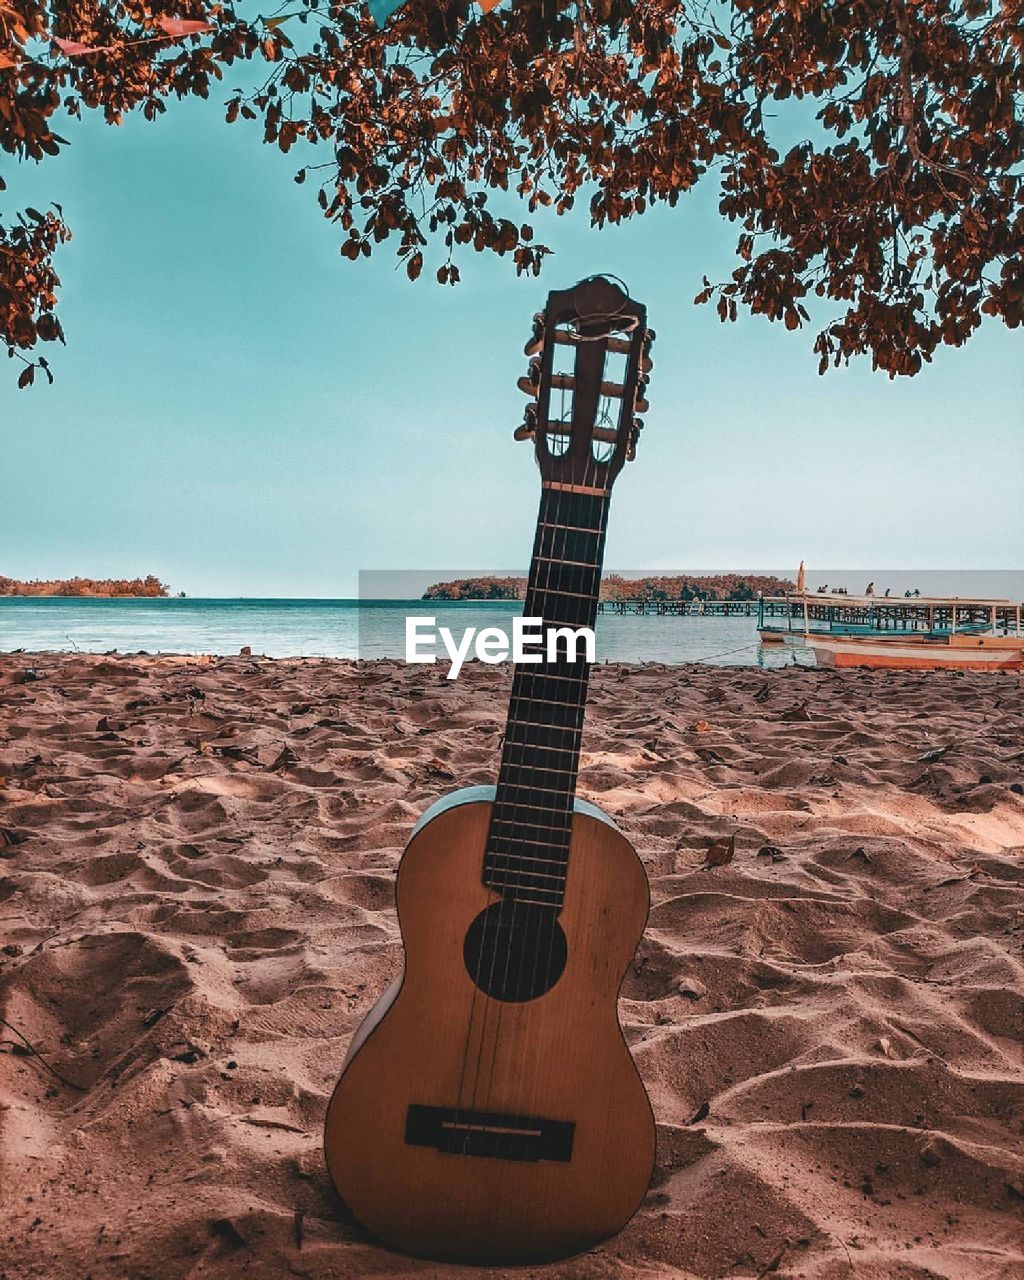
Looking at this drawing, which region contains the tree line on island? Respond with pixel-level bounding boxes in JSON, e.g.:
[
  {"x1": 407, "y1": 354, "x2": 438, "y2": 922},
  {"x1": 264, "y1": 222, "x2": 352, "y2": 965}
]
[
  {"x1": 423, "y1": 574, "x2": 795, "y2": 602},
  {"x1": 0, "y1": 574, "x2": 170, "y2": 597}
]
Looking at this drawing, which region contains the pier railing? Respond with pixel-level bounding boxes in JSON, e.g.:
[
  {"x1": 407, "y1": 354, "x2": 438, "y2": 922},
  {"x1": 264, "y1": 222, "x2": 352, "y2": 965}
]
[
  {"x1": 597, "y1": 598, "x2": 760, "y2": 616},
  {"x1": 758, "y1": 596, "x2": 1024, "y2": 636},
  {"x1": 595, "y1": 595, "x2": 1024, "y2": 635}
]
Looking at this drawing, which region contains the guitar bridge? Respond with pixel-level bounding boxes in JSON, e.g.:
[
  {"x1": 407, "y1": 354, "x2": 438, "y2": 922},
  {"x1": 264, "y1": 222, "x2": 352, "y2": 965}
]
[{"x1": 405, "y1": 1104, "x2": 574, "y2": 1163}]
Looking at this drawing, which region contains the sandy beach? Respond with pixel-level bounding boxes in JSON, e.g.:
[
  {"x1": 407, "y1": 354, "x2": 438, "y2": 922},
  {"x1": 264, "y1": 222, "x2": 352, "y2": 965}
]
[{"x1": 1, "y1": 652, "x2": 1022, "y2": 1280}]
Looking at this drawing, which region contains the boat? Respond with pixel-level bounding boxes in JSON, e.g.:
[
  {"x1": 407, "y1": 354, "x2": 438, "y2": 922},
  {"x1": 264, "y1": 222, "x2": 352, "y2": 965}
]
[{"x1": 758, "y1": 594, "x2": 1024, "y2": 671}]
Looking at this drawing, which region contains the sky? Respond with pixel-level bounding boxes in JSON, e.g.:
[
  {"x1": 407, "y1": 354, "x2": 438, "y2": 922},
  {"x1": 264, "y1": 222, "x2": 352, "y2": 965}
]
[{"x1": 1, "y1": 91, "x2": 1021, "y2": 598}]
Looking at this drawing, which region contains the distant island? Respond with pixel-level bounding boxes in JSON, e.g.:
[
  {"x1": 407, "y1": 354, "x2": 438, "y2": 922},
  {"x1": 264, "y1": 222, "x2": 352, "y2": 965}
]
[
  {"x1": 423, "y1": 573, "x2": 796, "y2": 601},
  {"x1": 423, "y1": 576, "x2": 526, "y2": 601},
  {"x1": 0, "y1": 574, "x2": 170, "y2": 598}
]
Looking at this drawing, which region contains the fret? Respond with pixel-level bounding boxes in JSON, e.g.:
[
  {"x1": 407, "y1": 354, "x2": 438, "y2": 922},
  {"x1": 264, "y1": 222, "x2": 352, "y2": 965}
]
[
  {"x1": 488, "y1": 824, "x2": 570, "y2": 844},
  {"x1": 542, "y1": 491, "x2": 607, "y2": 525},
  {"x1": 529, "y1": 560, "x2": 603, "y2": 594},
  {"x1": 532, "y1": 555, "x2": 601, "y2": 570},
  {"x1": 506, "y1": 696, "x2": 586, "y2": 713},
  {"x1": 530, "y1": 585, "x2": 601, "y2": 603},
  {"x1": 535, "y1": 530, "x2": 604, "y2": 564},
  {"x1": 533, "y1": 669, "x2": 588, "y2": 679},
  {"x1": 501, "y1": 745, "x2": 578, "y2": 766},
  {"x1": 513, "y1": 669, "x2": 590, "y2": 688},
  {"x1": 526, "y1": 600, "x2": 595, "y2": 629},
  {"x1": 484, "y1": 875, "x2": 567, "y2": 894},
  {"x1": 538, "y1": 521, "x2": 603, "y2": 535},
  {"x1": 498, "y1": 778, "x2": 574, "y2": 800},
  {"x1": 488, "y1": 484, "x2": 611, "y2": 897},
  {"x1": 490, "y1": 832, "x2": 571, "y2": 853},
  {"x1": 484, "y1": 880, "x2": 566, "y2": 901},
  {"x1": 501, "y1": 746, "x2": 578, "y2": 764},
  {"x1": 505, "y1": 712, "x2": 584, "y2": 735},
  {"x1": 515, "y1": 670, "x2": 587, "y2": 685},
  {"x1": 483, "y1": 855, "x2": 570, "y2": 875},
  {"x1": 492, "y1": 798, "x2": 573, "y2": 817},
  {"x1": 485, "y1": 880, "x2": 565, "y2": 900},
  {"x1": 501, "y1": 748, "x2": 579, "y2": 769},
  {"x1": 487, "y1": 867, "x2": 566, "y2": 884},
  {"x1": 498, "y1": 773, "x2": 576, "y2": 787},
  {"x1": 491, "y1": 803, "x2": 570, "y2": 824},
  {"x1": 510, "y1": 676, "x2": 589, "y2": 707},
  {"x1": 496, "y1": 892, "x2": 564, "y2": 907},
  {"x1": 507, "y1": 705, "x2": 582, "y2": 727},
  {"x1": 506, "y1": 727, "x2": 581, "y2": 747}
]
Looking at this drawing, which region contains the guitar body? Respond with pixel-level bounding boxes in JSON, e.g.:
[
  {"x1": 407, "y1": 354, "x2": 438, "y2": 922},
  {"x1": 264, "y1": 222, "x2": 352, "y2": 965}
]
[{"x1": 324, "y1": 787, "x2": 655, "y2": 1264}]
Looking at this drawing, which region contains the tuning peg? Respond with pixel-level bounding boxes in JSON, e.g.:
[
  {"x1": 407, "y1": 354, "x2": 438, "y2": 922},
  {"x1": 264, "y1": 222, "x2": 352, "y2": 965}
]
[
  {"x1": 626, "y1": 417, "x2": 643, "y2": 462},
  {"x1": 641, "y1": 353, "x2": 653, "y2": 373},
  {"x1": 514, "y1": 403, "x2": 538, "y2": 441},
  {"x1": 643, "y1": 327, "x2": 656, "y2": 349},
  {"x1": 635, "y1": 397, "x2": 650, "y2": 414},
  {"x1": 516, "y1": 359, "x2": 541, "y2": 396},
  {"x1": 523, "y1": 312, "x2": 546, "y2": 357}
]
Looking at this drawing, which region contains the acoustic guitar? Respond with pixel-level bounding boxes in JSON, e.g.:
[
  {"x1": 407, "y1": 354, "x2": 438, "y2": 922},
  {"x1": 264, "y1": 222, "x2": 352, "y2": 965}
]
[{"x1": 324, "y1": 275, "x2": 656, "y2": 1263}]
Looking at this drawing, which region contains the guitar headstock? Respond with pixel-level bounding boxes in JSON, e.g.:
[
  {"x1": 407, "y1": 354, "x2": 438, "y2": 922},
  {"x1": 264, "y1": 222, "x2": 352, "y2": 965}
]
[{"x1": 515, "y1": 275, "x2": 653, "y2": 493}]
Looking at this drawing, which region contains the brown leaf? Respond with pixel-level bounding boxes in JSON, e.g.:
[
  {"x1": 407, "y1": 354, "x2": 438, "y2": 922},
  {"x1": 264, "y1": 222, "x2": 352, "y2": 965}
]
[
  {"x1": 268, "y1": 746, "x2": 299, "y2": 772},
  {"x1": 757, "y1": 1246, "x2": 787, "y2": 1277},
  {"x1": 704, "y1": 833, "x2": 736, "y2": 868},
  {"x1": 157, "y1": 17, "x2": 215, "y2": 37},
  {"x1": 53, "y1": 37, "x2": 115, "y2": 56},
  {"x1": 780, "y1": 702, "x2": 811, "y2": 722}
]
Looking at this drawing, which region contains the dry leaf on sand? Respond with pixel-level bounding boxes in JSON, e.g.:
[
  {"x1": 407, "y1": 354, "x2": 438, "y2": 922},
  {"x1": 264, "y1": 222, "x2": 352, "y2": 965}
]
[{"x1": 704, "y1": 833, "x2": 736, "y2": 868}]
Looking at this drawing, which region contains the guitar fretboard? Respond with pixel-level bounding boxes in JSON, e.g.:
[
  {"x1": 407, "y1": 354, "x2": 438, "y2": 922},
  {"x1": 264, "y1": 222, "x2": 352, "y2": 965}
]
[{"x1": 483, "y1": 487, "x2": 610, "y2": 909}]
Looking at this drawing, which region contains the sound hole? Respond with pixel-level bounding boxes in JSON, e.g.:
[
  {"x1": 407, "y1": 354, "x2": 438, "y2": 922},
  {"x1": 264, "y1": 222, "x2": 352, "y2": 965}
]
[{"x1": 463, "y1": 900, "x2": 567, "y2": 1002}]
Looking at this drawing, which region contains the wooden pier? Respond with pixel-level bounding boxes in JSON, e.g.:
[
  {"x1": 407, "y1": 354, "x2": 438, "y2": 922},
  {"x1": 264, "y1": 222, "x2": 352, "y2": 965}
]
[
  {"x1": 597, "y1": 598, "x2": 760, "y2": 617},
  {"x1": 760, "y1": 595, "x2": 1024, "y2": 635}
]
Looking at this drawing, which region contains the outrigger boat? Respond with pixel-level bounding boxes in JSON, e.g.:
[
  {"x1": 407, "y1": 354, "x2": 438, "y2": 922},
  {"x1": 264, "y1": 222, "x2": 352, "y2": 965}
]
[{"x1": 758, "y1": 594, "x2": 1024, "y2": 671}]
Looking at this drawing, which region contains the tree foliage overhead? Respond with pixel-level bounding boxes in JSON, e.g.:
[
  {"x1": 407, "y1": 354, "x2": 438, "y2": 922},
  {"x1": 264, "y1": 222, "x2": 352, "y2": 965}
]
[{"x1": 1, "y1": 0, "x2": 1022, "y2": 384}]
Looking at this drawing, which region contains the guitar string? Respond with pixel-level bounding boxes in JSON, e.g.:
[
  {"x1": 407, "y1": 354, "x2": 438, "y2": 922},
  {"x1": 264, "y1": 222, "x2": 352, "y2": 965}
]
[
  {"x1": 479, "y1": 306, "x2": 628, "y2": 1141},
  {"x1": 450, "y1": 313, "x2": 557, "y2": 1135},
  {"x1": 515, "y1": 310, "x2": 635, "y2": 1141},
  {"x1": 479, "y1": 320, "x2": 621, "y2": 1132},
  {"x1": 479, "y1": 440, "x2": 581, "y2": 1114},
  {"x1": 487, "y1": 295, "x2": 641, "y2": 1197},
  {"x1": 467, "y1": 403, "x2": 577, "y2": 1121},
  {"x1": 455, "y1": 311, "x2": 570, "y2": 1132},
  {"x1": 519, "y1": 470, "x2": 606, "y2": 1142},
  {"x1": 467, "y1": 335, "x2": 582, "y2": 1129},
  {"x1": 455, "y1": 296, "x2": 638, "y2": 1169},
  {"x1": 503, "y1": 480, "x2": 582, "y2": 1235}
]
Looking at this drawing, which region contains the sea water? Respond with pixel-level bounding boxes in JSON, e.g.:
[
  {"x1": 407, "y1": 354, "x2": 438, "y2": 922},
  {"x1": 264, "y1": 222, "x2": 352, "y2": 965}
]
[{"x1": 0, "y1": 597, "x2": 810, "y2": 668}]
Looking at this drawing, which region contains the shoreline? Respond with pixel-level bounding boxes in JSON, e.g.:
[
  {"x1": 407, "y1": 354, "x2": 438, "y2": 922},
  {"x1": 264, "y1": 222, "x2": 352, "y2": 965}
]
[{"x1": 2, "y1": 653, "x2": 1022, "y2": 1278}]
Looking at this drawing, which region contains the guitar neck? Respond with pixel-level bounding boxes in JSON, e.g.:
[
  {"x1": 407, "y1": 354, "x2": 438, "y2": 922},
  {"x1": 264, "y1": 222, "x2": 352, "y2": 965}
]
[{"x1": 483, "y1": 485, "x2": 611, "y2": 908}]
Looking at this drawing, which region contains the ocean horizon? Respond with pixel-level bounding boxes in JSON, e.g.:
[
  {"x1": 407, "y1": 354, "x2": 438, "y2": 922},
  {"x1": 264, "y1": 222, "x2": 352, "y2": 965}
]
[
  {"x1": 0, "y1": 596, "x2": 807, "y2": 667},
  {"x1": 3, "y1": 569, "x2": 1021, "y2": 666}
]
